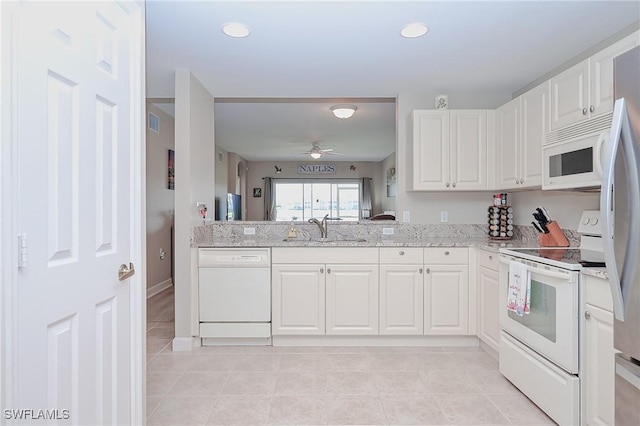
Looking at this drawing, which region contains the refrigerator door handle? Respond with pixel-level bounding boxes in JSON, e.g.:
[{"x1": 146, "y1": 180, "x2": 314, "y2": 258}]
[
  {"x1": 601, "y1": 98, "x2": 640, "y2": 321},
  {"x1": 602, "y1": 98, "x2": 626, "y2": 320},
  {"x1": 594, "y1": 130, "x2": 608, "y2": 178}
]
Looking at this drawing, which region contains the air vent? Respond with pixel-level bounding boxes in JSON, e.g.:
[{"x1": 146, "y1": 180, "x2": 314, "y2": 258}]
[
  {"x1": 148, "y1": 112, "x2": 159, "y2": 133},
  {"x1": 545, "y1": 112, "x2": 612, "y2": 145}
]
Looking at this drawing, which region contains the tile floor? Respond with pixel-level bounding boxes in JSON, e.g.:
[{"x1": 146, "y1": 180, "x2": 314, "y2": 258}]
[{"x1": 146, "y1": 287, "x2": 556, "y2": 425}]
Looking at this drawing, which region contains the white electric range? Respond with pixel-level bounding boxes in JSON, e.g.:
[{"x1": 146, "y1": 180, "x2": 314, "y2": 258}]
[{"x1": 497, "y1": 210, "x2": 603, "y2": 426}]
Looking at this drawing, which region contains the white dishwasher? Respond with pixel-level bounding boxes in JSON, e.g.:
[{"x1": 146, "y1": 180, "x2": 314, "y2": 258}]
[{"x1": 198, "y1": 248, "x2": 271, "y2": 344}]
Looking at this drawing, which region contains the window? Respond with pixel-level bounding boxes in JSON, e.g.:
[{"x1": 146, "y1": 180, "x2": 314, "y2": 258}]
[{"x1": 274, "y1": 180, "x2": 360, "y2": 221}]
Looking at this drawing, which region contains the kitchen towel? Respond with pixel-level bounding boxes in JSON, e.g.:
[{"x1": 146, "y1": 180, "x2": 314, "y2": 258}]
[{"x1": 507, "y1": 261, "x2": 531, "y2": 317}]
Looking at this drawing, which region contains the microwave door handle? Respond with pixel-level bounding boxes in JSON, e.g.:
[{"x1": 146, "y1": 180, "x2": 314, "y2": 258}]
[
  {"x1": 499, "y1": 257, "x2": 572, "y2": 281},
  {"x1": 594, "y1": 131, "x2": 608, "y2": 178},
  {"x1": 601, "y1": 98, "x2": 626, "y2": 320},
  {"x1": 619, "y1": 102, "x2": 640, "y2": 313}
]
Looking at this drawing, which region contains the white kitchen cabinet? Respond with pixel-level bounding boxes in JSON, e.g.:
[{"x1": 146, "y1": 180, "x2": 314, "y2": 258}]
[
  {"x1": 581, "y1": 274, "x2": 616, "y2": 426},
  {"x1": 519, "y1": 82, "x2": 547, "y2": 187},
  {"x1": 379, "y1": 248, "x2": 425, "y2": 335},
  {"x1": 412, "y1": 110, "x2": 488, "y2": 191},
  {"x1": 476, "y1": 249, "x2": 500, "y2": 352},
  {"x1": 326, "y1": 264, "x2": 379, "y2": 335},
  {"x1": 496, "y1": 97, "x2": 520, "y2": 189},
  {"x1": 272, "y1": 264, "x2": 325, "y2": 335},
  {"x1": 423, "y1": 248, "x2": 469, "y2": 335},
  {"x1": 550, "y1": 31, "x2": 639, "y2": 131}
]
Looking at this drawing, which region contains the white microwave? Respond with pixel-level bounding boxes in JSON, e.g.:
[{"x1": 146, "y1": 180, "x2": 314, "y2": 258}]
[{"x1": 542, "y1": 114, "x2": 612, "y2": 190}]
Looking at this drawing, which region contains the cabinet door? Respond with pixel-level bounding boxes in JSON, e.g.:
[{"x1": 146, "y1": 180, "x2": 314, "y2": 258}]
[
  {"x1": 583, "y1": 303, "x2": 615, "y2": 426},
  {"x1": 424, "y1": 264, "x2": 469, "y2": 335},
  {"x1": 520, "y1": 82, "x2": 548, "y2": 188},
  {"x1": 412, "y1": 110, "x2": 450, "y2": 190},
  {"x1": 477, "y1": 265, "x2": 500, "y2": 352},
  {"x1": 495, "y1": 98, "x2": 520, "y2": 189},
  {"x1": 590, "y1": 31, "x2": 640, "y2": 117},
  {"x1": 272, "y1": 264, "x2": 325, "y2": 335},
  {"x1": 326, "y1": 264, "x2": 379, "y2": 335},
  {"x1": 379, "y1": 265, "x2": 424, "y2": 335},
  {"x1": 550, "y1": 59, "x2": 589, "y2": 131},
  {"x1": 450, "y1": 110, "x2": 487, "y2": 190}
]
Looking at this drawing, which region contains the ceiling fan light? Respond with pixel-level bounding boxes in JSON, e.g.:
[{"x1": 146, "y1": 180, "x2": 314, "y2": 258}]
[
  {"x1": 310, "y1": 151, "x2": 322, "y2": 159},
  {"x1": 331, "y1": 104, "x2": 357, "y2": 119}
]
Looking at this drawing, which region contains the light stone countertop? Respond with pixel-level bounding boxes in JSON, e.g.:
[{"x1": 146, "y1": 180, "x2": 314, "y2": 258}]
[{"x1": 581, "y1": 267, "x2": 608, "y2": 280}]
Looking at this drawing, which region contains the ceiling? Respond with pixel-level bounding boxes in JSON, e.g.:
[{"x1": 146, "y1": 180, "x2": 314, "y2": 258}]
[{"x1": 146, "y1": 1, "x2": 640, "y2": 161}]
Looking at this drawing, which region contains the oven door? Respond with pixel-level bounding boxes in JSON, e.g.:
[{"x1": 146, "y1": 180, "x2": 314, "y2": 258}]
[
  {"x1": 499, "y1": 255, "x2": 579, "y2": 374},
  {"x1": 542, "y1": 130, "x2": 608, "y2": 190}
]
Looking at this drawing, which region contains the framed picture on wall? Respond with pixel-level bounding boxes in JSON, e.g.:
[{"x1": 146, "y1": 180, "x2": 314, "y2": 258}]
[
  {"x1": 386, "y1": 166, "x2": 396, "y2": 197},
  {"x1": 253, "y1": 188, "x2": 262, "y2": 197},
  {"x1": 167, "y1": 149, "x2": 175, "y2": 190}
]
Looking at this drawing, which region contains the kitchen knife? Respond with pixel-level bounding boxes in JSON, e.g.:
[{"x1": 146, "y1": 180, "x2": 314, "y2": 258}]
[
  {"x1": 533, "y1": 212, "x2": 545, "y2": 224},
  {"x1": 535, "y1": 208, "x2": 548, "y2": 224},
  {"x1": 531, "y1": 221, "x2": 544, "y2": 233},
  {"x1": 539, "y1": 222, "x2": 549, "y2": 234},
  {"x1": 538, "y1": 206, "x2": 552, "y2": 223}
]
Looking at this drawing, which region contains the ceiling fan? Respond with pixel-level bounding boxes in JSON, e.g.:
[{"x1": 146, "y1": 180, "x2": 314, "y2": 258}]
[{"x1": 301, "y1": 143, "x2": 344, "y2": 159}]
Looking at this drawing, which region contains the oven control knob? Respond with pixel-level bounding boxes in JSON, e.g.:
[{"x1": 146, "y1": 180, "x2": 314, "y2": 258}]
[
  {"x1": 591, "y1": 217, "x2": 598, "y2": 225},
  {"x1": 582, "y1": 217, "x2": 590, "y2": 225}
]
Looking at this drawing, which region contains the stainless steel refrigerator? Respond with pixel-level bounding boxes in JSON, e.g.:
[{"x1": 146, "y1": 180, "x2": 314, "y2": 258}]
[{"x1": 601, "y1": 45, "x2": 640, "y2": 426}]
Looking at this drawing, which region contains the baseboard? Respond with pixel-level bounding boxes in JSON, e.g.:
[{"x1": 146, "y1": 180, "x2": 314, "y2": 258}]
[
  {"x1": 271, "y1": 335, "x2": 480, "y2": 347},
  {"x1": 147, "y1": 278, "x2": 173, "y2": 299},
  {"x1": 172, "y1": 337, "x2": 198, "y2": 352}
]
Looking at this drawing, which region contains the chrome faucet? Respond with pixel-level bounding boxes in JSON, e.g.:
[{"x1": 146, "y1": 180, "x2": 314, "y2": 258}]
[{"x1": 308, "y1": 214, "x2": 329, "y2": 239}]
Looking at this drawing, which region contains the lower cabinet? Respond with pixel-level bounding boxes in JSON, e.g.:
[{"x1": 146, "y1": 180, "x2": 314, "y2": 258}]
[
  {"x1": 582, "y1": 274, "x2": 616, "y2": 426},
  {"x1": 379, "y1": 264, "x2": 424, "y2": 335},
  {"x1": 476, "y1": 249, "x2": 500, "y2": 352},
  {"x1": 326, "y1": 264, "x2": 379, "y2": 335},
  {"x1": 424, "y1": 264, "x2": 469, "y2": 334}
]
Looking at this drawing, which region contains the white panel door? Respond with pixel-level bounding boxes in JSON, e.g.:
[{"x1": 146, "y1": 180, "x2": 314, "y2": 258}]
[
  {"x1": 271, "y1": 265, "x2": 325, "y2": 335},
  {"x1": 326, "y1": 264, "x2": 379, "y2": 335},
  {"x1": 424, "y1": 265, "x2": 469, "y2": 335},
  {"x1": 550, "y1": 59, "x2": 589, "y2": 130},
  {"x1": 412, "y1": 110, "x2": 450, "y2": 190},
  {"x1": 379, "y1": 265, "x2": 424, "y2": 335},
  {"x1": 10, "y1": 2, "x2": 144, "y2": 424},
  {"x1": 520, "y1": 82, "x2": 548, "y2": 188},
  {"x1": 583, "y1": 303, "x2": 616, "y2": 426},
  {"x1": 477, "y1": 265, "x2": 500, "y2": 352},
  {"x1": 496, "y1": 98, "x2": 521, "y2": 189},
  {"x1": 450, "y1": 110, "x2": 487, "y2": 190}
]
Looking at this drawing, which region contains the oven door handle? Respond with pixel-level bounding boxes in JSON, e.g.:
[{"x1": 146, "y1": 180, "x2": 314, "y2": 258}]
[{"x1": 499, "y1": 256, "x2": 573, "y2": 281}]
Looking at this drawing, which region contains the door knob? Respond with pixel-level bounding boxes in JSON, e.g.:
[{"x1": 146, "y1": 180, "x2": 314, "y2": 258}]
[{"x1": 118, "y1": 262, "x2": 135, "y2": 281}]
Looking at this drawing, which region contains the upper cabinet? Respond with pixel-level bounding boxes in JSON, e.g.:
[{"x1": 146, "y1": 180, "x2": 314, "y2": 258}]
[
  {"x1": 495, "y1": 82, "x2": 547, "y2": 190},
  {"x1": 550, "y1": 32, "x2": 639, "y2": 131},
  {"x1": 412, "y1": 110, "x2": 491, "y2": 191}
]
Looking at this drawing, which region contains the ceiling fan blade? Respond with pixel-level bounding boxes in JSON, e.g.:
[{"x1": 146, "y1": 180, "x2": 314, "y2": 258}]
[
  {"x1": 325, "y1": 151, "x2": 344, "y2": 155},
  {"x1": 320, "y1": 148, "x2": 334, "y2": 152}
]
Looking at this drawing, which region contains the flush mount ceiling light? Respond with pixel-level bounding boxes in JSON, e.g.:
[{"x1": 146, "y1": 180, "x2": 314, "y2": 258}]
[
  {"x1": 309, "y1": 150, "x2": 322, "y2": 159},
  {"x1": 222, "y1": 22, "x2": 250, "y2": 38},
  {"x1": 401, "y1": 23, "x2": 428, "y2": 38},
  {"x1": 330, "y1": 104, "x2": 357, "y2": 119}
]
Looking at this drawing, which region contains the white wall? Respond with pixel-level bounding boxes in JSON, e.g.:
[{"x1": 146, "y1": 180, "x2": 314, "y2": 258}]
[
  {"x1": 145, "y1": 104, "x2": 175, "y2": 292},
  {"x1": 174, "y1": 70, "x2": 215, "y2": 342},
  {"x1": 214, "y1": 147, "x2": 228, "y2": 220},
  {"x1": 510, "y1": 190, "x2": 599, "y2": 230},
  {"x1": 244, "y1": 160, "x2": 391, "y2": 220}
]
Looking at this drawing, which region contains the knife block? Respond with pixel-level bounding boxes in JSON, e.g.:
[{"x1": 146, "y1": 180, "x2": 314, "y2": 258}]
[{"x1": 539, "y1": 221, "x2": 570, "y2": 247}]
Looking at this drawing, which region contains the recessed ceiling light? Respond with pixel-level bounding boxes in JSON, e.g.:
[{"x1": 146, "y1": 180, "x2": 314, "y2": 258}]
[
  {"x1": 330, "y1": 104, "x2": 357, "y2": 119},
  {"x1": 401, "y1": 23, "x2": 428, "y2": 38},
  {"x1": 222, "y1": 22, "x2": 250, "y2": 38}
]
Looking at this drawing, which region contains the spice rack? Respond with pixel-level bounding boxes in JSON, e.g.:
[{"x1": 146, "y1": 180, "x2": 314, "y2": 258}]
[{"x1": 487, "y1": 205, "x2": 514, "y2": 240}]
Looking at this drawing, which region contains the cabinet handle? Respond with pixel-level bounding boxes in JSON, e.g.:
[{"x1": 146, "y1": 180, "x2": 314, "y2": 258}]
[
  {"x1": 582, "y1": 108, "x2": 588, "y2": 115},
  {"x1": 426, "y1": 268, "x2": 430, "y2": 274},
  {"x1": 515, "y1": 178, "x2": 519, "y2": 185},
  {"x1": 584, "y1": 311, "x2": 591, "y2": 320},
  {"x1": 320, "y1": 268, "x2": 324, "y2": 274},
  {"x1": 444, "y1": 251, "x2": 450, "y2": 255},
  {"x1": 452, "y1": 182, "x2": 456, "y2": 188},
  {"x1": 446, "y1": 182, "x2": 450, "y2": 188},
  {"x1": 489, "y1": 255, "x2": 493, "y2": 260},
  {"x1": 419, "y1": 268, "x2": 423, "y2": 274},
  {"x1": 399, "y1": 251, "x2": 405, "y2": 256},
  {"x1": 327, "y1": 268, "x2": 331, "y2": 274},
  {"x1": 590, "y1": 105, "x2": 595, "y2": 113},
  {"x1": 520, "y1": 178, "x2": 524, "y2": 184}
]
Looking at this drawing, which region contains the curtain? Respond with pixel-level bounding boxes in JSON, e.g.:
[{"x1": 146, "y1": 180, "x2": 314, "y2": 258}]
[
  {"x1": 361, "y1": 177, "x2": 372, "y2": 219},
  {"x1": 263, "y1": 177, "x2": 276, "y2": 221}
]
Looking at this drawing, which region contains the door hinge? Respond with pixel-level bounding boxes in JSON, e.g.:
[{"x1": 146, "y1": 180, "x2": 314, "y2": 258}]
[{"x1": 18, "y1": 233, "x2": 27, "y2": 268}]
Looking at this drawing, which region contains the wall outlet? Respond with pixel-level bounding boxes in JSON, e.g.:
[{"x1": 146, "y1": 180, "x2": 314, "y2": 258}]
[
  {"x1": 382, "y1": 227, "x2": 395, "y2": 235},
  {"x1": 440, "y1": 211, "x2": 448, "y2": 223},
  {"x1": 402, "y1": 211, "x2": 410, "y2": 223},
  {"x1": 243, "y1": 227, "x2": 256, "y2": 235},
  {"x1": 159, "y1": 249, "x2": 166, "y2": 260}
]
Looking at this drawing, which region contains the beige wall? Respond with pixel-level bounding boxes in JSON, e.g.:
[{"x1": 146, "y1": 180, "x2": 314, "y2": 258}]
[
  {"x1": 146, "y1": 104, "x2": 175, "y2": 291},
  {"x1": 174, "y1": 70, "x2": 215, "y2": 341},
  {"x1": 214, "y1": 147, "x2": 228, "y2": 220},
  {"x1": 378, "y1": 152, "x2": 397, "y2": 214},
  {"x1": 244, "y1": 160, "x2": 393, "y2": 221}
]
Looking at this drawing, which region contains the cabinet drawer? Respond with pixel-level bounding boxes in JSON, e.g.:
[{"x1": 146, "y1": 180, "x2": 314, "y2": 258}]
[
  {"x1": 583, "y1": 274, "x2": 613, "y2": 312},
  {"x1": 477, "y1": 249, "x2": 499, "y2": 271},
  {"x1": 380, "y1": 247, "x2": 423, "y2": 264},
  {"x1": 424, "y1": 247, "x2": 468, "y2": 264},
  {"x1": 272, "y1": 247, "x2": 378, "y2": 264}
]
